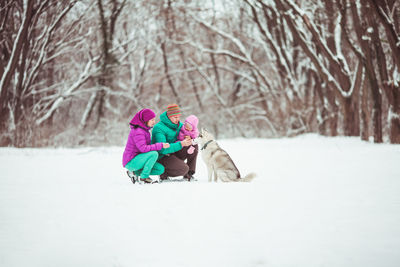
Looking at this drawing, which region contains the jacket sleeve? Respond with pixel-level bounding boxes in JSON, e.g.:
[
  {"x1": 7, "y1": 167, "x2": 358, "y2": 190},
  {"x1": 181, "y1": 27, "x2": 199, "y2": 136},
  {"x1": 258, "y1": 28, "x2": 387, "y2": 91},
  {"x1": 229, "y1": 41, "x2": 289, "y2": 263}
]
[
  {"x1": 190, "y1": 127, "x2": 199, "y2": 139},
  {"x1": 153, "y1": 131, "x2": 182, "y2": 155},
  {"x1": 134, "y1": 131, "x2": 163, "y2": 153},
  {"x1": 177, "y1": 129, "x2": 186, "y2": 141}
]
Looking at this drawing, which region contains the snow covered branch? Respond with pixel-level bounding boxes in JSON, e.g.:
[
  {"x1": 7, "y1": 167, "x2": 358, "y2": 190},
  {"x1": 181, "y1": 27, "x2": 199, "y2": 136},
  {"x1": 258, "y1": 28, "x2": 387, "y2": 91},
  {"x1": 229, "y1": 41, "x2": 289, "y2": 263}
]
[
  {"x1": 282, "y1": 0, "x2": 352, "y2": 88},
  {"x1": 365, "y1": 0, "x2": 400, "y2": 71},
  {"x1": 35, "y1": 58, "x2": 95, "y2": 126},
  {"x1": 189, "y1": 12, "x2": 274, "y2": 92},
  {"x1": 0, "y1": 0, "x2": 33, "y2": 99}
]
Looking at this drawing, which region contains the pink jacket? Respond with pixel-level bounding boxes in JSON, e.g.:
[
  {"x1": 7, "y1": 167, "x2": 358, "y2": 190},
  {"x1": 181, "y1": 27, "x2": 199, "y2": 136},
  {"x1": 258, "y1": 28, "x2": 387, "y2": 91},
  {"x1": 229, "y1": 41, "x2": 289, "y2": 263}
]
[
  {"x1": 122, "y1": 110, "x2": 163, "y2": 167},
  {"x1": 177, "y1": 115, "x2": 199, "y2": 141}
]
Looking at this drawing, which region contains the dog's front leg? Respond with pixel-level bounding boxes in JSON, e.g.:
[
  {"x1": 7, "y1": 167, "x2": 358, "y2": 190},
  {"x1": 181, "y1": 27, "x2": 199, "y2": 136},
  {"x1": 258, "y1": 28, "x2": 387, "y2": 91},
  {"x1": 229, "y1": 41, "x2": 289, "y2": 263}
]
[
  {"x1": 207, "y1": 165, "x2": 213, "y2": 182},
  {"x1": 213, "y1": 169, "x2": 218, "y2": 182}
]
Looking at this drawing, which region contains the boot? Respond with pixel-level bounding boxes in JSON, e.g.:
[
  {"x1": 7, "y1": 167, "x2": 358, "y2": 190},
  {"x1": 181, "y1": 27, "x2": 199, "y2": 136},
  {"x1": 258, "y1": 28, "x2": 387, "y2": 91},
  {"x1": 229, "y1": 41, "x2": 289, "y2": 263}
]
[
  {"x1": 126, "y1": 170, "x2": 138, "y2": 184},
  {"x1": 183, "y1": 170, "x2": 195, "y2": 181},
  {"x1": 140, "y1": 177, "x2": 154, "y2": 184},
  {"x1": 160, "y1": 173, "x2": 169, "y2": 181}
]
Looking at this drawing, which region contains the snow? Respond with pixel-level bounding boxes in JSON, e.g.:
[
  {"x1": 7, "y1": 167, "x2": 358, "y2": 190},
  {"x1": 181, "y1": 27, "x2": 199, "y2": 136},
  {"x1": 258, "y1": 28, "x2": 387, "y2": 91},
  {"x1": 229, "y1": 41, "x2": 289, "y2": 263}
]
[
  {"x1": 394, "y1": 66, "x2": 399, "y2": 87},
  {"x1": 1, "y1": 135, "x2": 400, "y2": 267},
  {"x1": 361, "y1": 35, "x2": 371, "y2": 41}
]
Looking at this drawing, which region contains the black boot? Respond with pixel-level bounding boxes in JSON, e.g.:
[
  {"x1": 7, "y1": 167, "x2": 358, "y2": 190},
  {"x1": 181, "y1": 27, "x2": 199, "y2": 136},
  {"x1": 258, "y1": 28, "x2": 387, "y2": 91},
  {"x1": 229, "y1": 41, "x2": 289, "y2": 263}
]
[
  {"x1": 160, "y1": 173, "x2": 169, "y2": 181},
  {"x1": 184, "y1": 170, "x2": 195, "y2": 181}
]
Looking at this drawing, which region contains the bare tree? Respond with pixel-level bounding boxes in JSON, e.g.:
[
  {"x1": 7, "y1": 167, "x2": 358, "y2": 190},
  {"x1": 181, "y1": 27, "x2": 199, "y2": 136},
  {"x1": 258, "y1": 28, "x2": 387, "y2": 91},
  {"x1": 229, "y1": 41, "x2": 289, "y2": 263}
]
[
  {"x1": 79, "y1": 0, "x2": 127, "y2": 130},
  {"x1": 365, "y1": 0, "x2": 400, "y2": 143},
  {"x1": 0, "y1": 0, "x2": 84, "y2": 146}
]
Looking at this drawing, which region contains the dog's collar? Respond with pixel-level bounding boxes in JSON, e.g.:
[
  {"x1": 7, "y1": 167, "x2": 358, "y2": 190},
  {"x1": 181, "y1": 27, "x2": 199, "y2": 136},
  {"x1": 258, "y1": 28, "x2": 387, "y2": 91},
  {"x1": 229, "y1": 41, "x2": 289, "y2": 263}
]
[{"x1": 201, "y1": 140, "x2": 214, "y2": 150}]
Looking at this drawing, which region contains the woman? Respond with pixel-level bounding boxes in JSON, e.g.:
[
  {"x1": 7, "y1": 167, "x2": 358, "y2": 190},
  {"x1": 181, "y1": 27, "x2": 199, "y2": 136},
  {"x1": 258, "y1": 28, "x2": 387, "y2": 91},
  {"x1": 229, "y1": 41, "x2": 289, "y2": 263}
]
[{"x1": 122, "y1": 109, "x2": 170, "y2": 184}]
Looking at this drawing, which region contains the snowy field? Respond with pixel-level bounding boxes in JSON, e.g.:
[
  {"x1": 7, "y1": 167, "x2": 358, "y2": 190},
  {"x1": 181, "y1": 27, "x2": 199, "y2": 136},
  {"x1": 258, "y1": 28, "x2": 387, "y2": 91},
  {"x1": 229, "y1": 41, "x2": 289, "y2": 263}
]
[{"x1": 1, "y1": 134, "x2": 400, "y2": 267}]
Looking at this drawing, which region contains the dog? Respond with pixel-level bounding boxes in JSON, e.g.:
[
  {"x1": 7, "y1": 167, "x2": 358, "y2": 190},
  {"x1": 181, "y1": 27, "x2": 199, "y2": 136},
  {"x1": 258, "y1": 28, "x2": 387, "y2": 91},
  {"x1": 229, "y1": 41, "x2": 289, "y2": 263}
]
[{"x1": 197, "y1": 128, "x2": 256, "y2": 182}]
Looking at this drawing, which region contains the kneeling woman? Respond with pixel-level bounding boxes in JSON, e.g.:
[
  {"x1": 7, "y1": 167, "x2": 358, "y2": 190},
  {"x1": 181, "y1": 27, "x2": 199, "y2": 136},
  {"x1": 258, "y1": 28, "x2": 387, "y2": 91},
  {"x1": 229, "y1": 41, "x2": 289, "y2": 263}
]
[{"x1": 122, "y1": 109, "x2": 169, "y2": 183}]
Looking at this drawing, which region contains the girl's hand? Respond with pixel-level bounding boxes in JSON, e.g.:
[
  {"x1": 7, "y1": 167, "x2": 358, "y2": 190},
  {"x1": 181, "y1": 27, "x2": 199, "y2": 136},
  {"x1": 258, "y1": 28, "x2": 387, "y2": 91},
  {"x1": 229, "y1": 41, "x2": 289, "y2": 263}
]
[
  {"x1": 181, "y1": 139, "x2": 191, "y2": 147},
  {"x1": 163, "y1": 143, "x2": 170, "y2": 149}
]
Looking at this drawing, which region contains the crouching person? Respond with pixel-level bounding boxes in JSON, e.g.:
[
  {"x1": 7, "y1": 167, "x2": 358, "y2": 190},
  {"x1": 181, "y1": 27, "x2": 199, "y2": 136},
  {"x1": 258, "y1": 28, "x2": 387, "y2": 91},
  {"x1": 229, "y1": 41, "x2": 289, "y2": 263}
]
[
  {"x1": 151, "y1": 104, "x2": 194, "y2": 181},
  {"x1": 122, "y1": 109, "x2": 170, "y2": 184}
]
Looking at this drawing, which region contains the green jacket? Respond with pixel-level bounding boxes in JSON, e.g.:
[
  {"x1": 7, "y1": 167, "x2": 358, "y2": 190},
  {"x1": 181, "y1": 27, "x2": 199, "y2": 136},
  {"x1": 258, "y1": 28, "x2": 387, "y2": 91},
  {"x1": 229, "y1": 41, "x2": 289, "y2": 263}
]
[{"x1": 152, "y1": 111, "x2": 183, "y2": 157}]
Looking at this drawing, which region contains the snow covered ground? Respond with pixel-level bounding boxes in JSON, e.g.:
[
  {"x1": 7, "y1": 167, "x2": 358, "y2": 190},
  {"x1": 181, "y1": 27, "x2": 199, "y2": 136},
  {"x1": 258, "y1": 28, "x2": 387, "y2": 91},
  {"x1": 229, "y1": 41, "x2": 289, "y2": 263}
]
[{"x1": 1, "y1": 134, "x2": 400, "y2": 267}]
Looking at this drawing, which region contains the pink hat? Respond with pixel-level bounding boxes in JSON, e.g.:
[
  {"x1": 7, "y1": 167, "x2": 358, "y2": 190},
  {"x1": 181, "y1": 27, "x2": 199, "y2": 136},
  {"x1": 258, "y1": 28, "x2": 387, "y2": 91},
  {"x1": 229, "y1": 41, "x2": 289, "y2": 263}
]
[
  {"x1": 130, "y1": 108, "x2": 156, "y2": 128},
  {"x1": 140, "y1": 108, "x2": 156, "y2": 122}
]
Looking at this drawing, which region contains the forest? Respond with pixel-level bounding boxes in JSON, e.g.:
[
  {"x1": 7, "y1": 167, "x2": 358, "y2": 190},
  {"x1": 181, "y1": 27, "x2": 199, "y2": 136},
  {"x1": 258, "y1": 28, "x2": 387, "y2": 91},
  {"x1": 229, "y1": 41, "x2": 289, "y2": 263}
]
[{"x1": 1, "y1": 0, "x2": 399, "y2": 147}]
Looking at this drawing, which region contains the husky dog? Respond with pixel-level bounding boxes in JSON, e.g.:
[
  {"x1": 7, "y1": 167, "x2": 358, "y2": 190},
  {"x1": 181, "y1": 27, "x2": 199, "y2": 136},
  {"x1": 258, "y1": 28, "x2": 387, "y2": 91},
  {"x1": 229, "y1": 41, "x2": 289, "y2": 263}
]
[{"x1": 197, "y1": 128, "x2": 256, "y2": 182}]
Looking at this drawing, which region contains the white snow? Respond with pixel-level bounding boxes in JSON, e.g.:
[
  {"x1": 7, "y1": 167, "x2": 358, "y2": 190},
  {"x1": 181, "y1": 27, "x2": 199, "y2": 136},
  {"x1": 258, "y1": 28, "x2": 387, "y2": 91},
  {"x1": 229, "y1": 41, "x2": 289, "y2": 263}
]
[
  {"x1": 394, "y1": 66, "x2": 399, "y2": 87},
  {"x1": 1, "y1": 135, "x2": 400, "y2": 267},
  {"x1": 361, "y1": 35, "x2": 371, "y2": 41}
]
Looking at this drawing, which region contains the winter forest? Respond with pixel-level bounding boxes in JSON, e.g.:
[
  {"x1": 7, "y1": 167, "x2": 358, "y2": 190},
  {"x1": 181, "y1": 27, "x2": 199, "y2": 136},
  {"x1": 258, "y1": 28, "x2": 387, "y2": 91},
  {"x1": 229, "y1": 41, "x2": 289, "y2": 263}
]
[{"x1": 1, "y1": 0, "x2": 399, "y2": 147}]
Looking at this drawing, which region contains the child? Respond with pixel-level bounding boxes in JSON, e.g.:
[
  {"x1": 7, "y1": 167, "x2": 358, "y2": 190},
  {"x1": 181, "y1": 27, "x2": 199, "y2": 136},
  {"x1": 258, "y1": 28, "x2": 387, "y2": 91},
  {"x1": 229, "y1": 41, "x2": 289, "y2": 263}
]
[
  {"x1": 177, "y1": 115, "x2": 199, "y2": 154},
  {"x1": 122, "y1": 109, "x2": 169, "y2": 184}
]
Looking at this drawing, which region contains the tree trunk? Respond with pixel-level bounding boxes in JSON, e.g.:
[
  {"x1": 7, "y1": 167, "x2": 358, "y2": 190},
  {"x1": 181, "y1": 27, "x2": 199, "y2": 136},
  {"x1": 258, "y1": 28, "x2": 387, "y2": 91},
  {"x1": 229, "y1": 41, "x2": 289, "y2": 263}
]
[
  {"x1": 0, "y1": 0, "x2": 34, "y2": 109},
  {"x1": 366, "y1": 69, "x2": 383, "y2": 143},
  {"x1": 342, "y1": 96, "x2": 359, "y2": 136},
  {"x1": 367, "y1": 2, "x2": 400, "y2": 144},
  {"x1": 366, "y1": 0, "x2": 400, "y2": 71},
  {"x1": 390, "y1": 86, "x2": 400, "y2": 143},
  {"x1": 360, "y1": 76, "x2": 370, "y2": 141},
  {"x1": 313, "y1": 71, "x2": 328, "y2": 135},
  {"x1": 327, "y1": 89, "x2": 339, "y2": 136},
  {"x1": 349, "y1": 1, "x2": 382, "y2": 142},
  {"x1": 161, "y1": 42, "x2": 181, "y2": 105}
]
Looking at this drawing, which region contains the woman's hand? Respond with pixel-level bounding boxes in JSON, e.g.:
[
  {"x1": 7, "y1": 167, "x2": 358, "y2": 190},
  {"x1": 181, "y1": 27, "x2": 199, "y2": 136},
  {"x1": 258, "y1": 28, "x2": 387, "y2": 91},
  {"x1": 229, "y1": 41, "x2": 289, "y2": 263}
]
[{"x1": 163, "y1": 143, "x2": 170, "y2": 149}]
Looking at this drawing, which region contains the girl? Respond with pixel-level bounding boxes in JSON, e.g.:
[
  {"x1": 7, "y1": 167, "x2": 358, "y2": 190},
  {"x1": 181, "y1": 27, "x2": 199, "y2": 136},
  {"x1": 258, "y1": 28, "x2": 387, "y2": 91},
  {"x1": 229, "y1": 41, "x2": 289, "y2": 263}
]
[
  {"x1": 177, "y1": 115, "x2": 199, "y2": 154},
  {"x1": 122, "y1": 109, "x2": 169, "y2": 183}
]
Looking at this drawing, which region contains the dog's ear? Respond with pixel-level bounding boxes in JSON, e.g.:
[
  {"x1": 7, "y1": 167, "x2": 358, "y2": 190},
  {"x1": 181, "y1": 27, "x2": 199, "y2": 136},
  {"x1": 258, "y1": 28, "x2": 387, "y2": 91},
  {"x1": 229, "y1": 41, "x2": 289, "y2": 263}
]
[{"x1": 199, "y1": 128, "x2": 204, "y2": 138}]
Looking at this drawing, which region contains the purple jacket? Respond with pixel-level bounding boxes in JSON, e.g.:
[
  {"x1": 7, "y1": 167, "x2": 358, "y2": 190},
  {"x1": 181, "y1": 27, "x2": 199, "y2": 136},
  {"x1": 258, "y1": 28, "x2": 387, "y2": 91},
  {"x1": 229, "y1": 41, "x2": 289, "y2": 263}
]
[
  {"x1": 177, "y1": 115, "x2": 199, "y2": 141},
  {"x1": 122, "y1": 111, "x2": 163, "y2": 167}
]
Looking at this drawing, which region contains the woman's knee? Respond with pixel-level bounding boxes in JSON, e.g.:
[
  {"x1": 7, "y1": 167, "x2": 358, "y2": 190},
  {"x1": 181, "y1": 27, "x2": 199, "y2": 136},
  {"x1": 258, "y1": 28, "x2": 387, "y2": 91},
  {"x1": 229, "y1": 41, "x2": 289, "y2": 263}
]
[
  {"x1": 154, "y1": 162, "x2": 165, "y2": 175},
  {"x1": 148, "y1": 151, "x2": 159, "y2": 158}
]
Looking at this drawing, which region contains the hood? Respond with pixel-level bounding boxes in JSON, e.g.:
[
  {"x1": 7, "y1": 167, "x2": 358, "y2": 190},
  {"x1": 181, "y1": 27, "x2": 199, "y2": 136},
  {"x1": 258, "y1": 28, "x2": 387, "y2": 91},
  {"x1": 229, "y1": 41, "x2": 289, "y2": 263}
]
[{"x1": 184, "y1": 115, "x2": 198, "y2": 128}]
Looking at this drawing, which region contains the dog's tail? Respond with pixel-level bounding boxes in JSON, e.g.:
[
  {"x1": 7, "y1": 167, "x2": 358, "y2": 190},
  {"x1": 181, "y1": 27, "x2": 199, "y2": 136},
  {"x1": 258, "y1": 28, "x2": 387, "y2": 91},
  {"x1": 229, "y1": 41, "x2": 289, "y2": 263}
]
[{"x1": 237, "y1": 172, "x2": 256, "y2": 182}]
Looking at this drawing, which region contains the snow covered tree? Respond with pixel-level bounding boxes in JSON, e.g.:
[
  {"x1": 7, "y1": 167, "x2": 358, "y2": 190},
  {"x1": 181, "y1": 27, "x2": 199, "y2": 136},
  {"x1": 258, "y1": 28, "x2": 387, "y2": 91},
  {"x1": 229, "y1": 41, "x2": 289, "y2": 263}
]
[
  {"x1": 0, "y1": 0, "x2": 84, "y2": 146},
  {"x1": 1, "y1": 0, "x2": 398, "y2": 146}
]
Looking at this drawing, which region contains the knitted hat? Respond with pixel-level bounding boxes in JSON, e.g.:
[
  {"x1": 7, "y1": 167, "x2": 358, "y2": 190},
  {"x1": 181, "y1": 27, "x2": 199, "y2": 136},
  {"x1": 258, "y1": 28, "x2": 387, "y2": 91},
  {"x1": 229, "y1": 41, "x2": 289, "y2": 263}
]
[
  {"x1": 141, "y1": 108, "x2": 156, "y2": 122},
  {"x1": 129, "y1": 108, "x2": 156, "y2": 129},
  {"x1": 166, "y1": 104, "x2": 182, "y2": 117}
]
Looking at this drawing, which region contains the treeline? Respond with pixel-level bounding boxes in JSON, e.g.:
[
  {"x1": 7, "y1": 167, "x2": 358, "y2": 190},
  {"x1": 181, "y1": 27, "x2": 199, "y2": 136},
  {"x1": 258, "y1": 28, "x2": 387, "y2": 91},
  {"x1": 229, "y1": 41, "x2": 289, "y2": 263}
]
[{"x1": 0, "y1": 0, "x2": 399, "y2": 146}]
